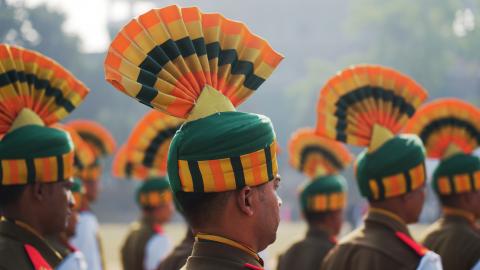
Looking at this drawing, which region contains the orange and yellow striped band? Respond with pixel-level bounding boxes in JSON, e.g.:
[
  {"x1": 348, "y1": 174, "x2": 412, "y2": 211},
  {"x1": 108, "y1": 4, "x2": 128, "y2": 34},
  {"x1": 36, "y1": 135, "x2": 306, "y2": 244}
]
[
  {"x1": 0, "y1": 151, "x2": 74, "y2": 185},
  {"x1": 177, "y1": 141, "x2": 278, "y2": 192},
  {"x1": 369, "y1": 163, "x2": 426, "y2": 200},
  {"x1": 138, "y1": 190, "x2": 173, "y2": 207},
  {"x1": 306, "y1": 192, "x2": 346, "y2": 212},
  {"x1": 437, "y1": 170, "x2": 480, "y2": 195}
]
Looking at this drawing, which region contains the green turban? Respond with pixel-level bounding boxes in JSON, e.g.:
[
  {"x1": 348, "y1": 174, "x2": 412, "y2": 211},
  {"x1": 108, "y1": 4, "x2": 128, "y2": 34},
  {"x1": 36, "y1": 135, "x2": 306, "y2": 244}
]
[
  {"x1": 433, "y1": 153, "x2": 480, "y2": 195},
  {"x1": 136, "y1": 177, "x2": 173, "y2": 207},
  {"x1": 0, "y1": 125, "x2": 74, "y2": 185},
  {"x1": 300, "y1": 174, "x2": 347, "y2": 212},
  {"x1": 355, "y1": 134, "x2": 426, "y2": 201},
  {"x1": 167, "y1": 111, "x2": 278, "y2": 194}
]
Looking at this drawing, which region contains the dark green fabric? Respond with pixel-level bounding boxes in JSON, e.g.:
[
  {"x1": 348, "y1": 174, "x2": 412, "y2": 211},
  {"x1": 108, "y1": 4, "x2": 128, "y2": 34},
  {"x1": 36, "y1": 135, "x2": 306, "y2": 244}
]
[
  {"x1": 355, "y1": 134, "x2": 425, "y2": 200},
  {"x1": 135, "y1": 177, "x2": 171, "y2": 204},
  {"x1": 0, "y1": 125, "x2": 73, "y2": 159},
  {"x1": 300, "y1": 175, "x2": 347, "y2": 211},
  {"x1": 433, "y1": 153, "x2": 480, "y2": 194},
  {"x1": 71, "y1": 178, "x2": 83, "y2": 193},
  {"x1": 167, "y1": 111, "x2": 276, "y2": 193}
]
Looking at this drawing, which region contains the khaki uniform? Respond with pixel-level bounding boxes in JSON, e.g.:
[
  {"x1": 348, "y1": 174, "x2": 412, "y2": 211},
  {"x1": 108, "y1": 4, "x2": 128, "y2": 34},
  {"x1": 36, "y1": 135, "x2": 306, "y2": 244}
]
[
  {"x1": 277, "y1": 228, "x2": 335, "y2": 270},
  {"x1": 321, "y1": 210, "x2": 425, "y2": 270},
  {"x1": 0, "y1": 219, "x2": 63, "y2": 270},
  {"x1": 157, "y1": 229, "x2": 194, "y2": 270},
  {"x1": 422, "y1": 214, "x2": 480, "y2": 270},
  {"x1": 181, "y1": 239, "x2": 264, "y2": 270},
  {"x1": 121, "y1": 218, "x2": 159, "y2": 270}
]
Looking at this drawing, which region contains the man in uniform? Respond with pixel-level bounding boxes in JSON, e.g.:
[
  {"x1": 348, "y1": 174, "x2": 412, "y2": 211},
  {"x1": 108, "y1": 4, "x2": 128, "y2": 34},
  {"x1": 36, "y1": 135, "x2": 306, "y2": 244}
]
[
  {"x1": 317, "y1": 65, "x2": 442, "y2": 270},
  {"x1": 104, "y1": 5, "x2": 284, "y2": 270},
  {"x1": 121, "y1": 177, "x2": 174, "y2": 270},
  {"x1": 0, "y1": 44, "x2": 89, "y2": 269},
  {"x1": 405, "y1": 99, "x2": 480, "y2": 270},
  {"x1": 277, "y1": 129, "x2": 352, "y2": 270}
]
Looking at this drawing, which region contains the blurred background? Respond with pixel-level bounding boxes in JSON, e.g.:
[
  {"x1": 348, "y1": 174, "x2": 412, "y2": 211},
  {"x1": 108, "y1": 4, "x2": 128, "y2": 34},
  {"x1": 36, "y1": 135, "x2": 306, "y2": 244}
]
[{"x1": 1, "y1": 0, "x2": 480, "y2": 269}]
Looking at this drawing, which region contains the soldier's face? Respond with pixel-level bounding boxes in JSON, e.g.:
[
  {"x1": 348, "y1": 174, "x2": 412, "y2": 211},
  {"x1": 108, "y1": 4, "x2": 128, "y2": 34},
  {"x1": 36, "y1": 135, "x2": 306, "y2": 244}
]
[
  {"x1": 150, "y1": 202, "x2": 174, "y2": 224},
  {"x1": 405, "y1": 186, "x2": 425, "y2": 223},
  {"x1": 42, "y1": 180, "x2": 73, "y2": 234},
  {"x1": 65, "y1": 210, "x2": 79, "y2": 237},
  {"x1": 84, "y1": 180, "x2": 100, "y2": 202},
  {"x1": 256, "y1": 176, "x2": 282, "y2": 251},
  {"x1": 468, "y1": 190, "x2": 480, "y2": 218}
]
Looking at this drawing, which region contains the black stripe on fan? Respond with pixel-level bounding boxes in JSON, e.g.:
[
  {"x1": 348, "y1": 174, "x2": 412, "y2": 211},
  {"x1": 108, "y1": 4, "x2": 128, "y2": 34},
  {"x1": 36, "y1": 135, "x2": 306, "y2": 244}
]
[{"x1": 419, "y1": 117, "x2": 480, "y2": 145}]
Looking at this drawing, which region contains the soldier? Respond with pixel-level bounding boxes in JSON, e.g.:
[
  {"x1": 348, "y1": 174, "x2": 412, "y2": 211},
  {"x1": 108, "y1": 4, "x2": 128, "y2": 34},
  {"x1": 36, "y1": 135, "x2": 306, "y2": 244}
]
[
  {"x1": 48, "y1": 178, "x2": 88, "y2": 270},
  {"x1": 316, "y1": 65, "x2": 442, "y2": 270},
  {"x1": 121, "y1": 177, "x2": 174, "y2": 270},
  {"x1": 277, "y1": 129, "x2": 353, "y2": 270},
  {"x1": 105, "y1": 5, "x2": 284, "y2": 269},
  {"x1": 0, "y1": 44, "x2": 89, "y2": 269},
  {"x1": 67, "y1": 120, "x2": 117, "y2": 270},
  {"x1": 405, "y1": 99, "x2": 480, "y2": 270}
]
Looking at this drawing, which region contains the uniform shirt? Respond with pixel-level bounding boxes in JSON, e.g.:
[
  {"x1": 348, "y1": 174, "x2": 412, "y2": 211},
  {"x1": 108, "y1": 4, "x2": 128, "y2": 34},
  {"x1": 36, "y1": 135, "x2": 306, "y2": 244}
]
[
  {"x1": 47, "y1": 236, "x2": 87, "y2": 270},
  {"x1": 277, "y1": 227, "x2": 336, "y2": 270},
  {"x1": 181, "y1": 234, "x2": 264, "y2": 270},
  {"x1": 157, "y1": 229, "x2": 194, "y2": 270},
  {"x1": 70, "y1": 210, "x2": 103, "y2": 270},
  {"x1": 0, "y1": 219, "x2": 63, "y2": 270},
  {"x1": 56, "y1": 250, "x2": 88, "y2": 270},
  {"x1": 121, "y1": 217, "x2": 171, "y2": 270},
  {"x1": 321, "y1": 208, "x2": 429, "y2": 270},
  {"x1": 422, "y1": 211, "x2": 480, "y2": 270}
]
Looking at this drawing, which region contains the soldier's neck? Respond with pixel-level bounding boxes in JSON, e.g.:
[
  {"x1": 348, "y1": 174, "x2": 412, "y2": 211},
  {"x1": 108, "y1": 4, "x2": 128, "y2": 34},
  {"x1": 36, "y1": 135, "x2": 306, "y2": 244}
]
[
  {"x1": 193, "y1": 227, "x2": 260, "y2": 253},
  {"x1": 2, "y1": 206, "x2": 47, "y2": 237}
]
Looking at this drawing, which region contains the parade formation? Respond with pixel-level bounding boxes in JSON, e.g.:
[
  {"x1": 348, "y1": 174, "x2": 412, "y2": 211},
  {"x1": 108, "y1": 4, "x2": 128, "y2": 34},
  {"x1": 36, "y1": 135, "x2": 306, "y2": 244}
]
[{"x1": 0, "y1": 3, "x2": 479, "y2": 270}]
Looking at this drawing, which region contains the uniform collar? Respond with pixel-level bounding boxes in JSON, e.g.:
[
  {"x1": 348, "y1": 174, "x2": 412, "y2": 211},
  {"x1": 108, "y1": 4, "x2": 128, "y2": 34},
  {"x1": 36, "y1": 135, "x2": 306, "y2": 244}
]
[
  {"x1": 442, "y1": 207, "x2": 476, "y2": 225},
  {"x1": 194, "y1": 233, "x2": 263, "y2": 266},
  {"x1": 306, "y1": 226, "x2": 336, "y2": 243},
  {"x1": 0, "y1": 217, "x2": 63, "y2": 262},
  {"x1": 366, "y1": 208, "x2": 410, "y2": 235}
]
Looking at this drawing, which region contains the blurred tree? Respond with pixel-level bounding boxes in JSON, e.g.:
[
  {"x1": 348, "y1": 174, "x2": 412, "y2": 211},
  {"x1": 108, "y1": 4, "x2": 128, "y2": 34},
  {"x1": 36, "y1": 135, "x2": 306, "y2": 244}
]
[{"x1": 346, "y1": 0, "x2": 479, "y2": 103}]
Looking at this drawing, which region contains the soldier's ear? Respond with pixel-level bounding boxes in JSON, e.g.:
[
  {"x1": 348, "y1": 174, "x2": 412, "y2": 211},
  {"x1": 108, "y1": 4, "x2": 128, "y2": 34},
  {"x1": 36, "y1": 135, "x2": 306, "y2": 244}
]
[
  {"x1": 237, "y1": 186, "x2": 254, "y2": 216},
  {"x1": 31, "y1": 182, "x2": 46, "y2": 202}
]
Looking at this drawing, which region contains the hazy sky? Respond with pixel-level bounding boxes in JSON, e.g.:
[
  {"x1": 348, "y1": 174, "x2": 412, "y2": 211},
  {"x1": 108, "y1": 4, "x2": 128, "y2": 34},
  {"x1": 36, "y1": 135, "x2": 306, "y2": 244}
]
[{"x1": 9, "y1": 0, "x2": 164, "y2": 53}]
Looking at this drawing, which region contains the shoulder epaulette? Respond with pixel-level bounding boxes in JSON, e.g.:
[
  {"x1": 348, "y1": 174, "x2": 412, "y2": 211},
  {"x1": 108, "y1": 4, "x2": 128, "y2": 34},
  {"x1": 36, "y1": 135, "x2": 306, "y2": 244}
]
[
  {"x1": 24, "y1": 244, "x2": 53, "y2": 270},
  {"x1": 395, "y1": 231, "x2": 428, "y2": 256},
  {"x1": 244, "y1": 263, "x2": 264, "y2": 270}
]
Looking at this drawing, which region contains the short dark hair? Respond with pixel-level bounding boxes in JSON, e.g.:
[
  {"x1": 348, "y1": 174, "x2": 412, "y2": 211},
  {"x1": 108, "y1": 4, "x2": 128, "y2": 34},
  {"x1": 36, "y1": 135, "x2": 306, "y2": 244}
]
[
  {"x1": 439, "y1": 194, "x2": 462, "y2": 207},
  {"x1": 174, "y1": 191, "x2": 232, "y2": 228},
  {"x1": 303, "y1": 210, "x2": 336, "y2": 225},
  {"x1": 0, "y1": 185, "x2": 27, "y2": 208}
]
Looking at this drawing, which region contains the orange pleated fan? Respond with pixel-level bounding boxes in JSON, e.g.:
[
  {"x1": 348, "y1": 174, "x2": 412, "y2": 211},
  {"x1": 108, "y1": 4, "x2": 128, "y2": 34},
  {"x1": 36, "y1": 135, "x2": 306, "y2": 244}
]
[
  {"x1": 112, "y1": 145, "x2": 149, "y2": 180},
  {"x1": 0, "y1": 44, "x2": 89, "y2": 134},
  {"x1": 65, "y1": 120, "x2": 117, "y2": 158},
  {"x1": 289, "y1": 128, "x2": 353, "y2": 178},
  {"x1": 126, "y1": 110, "x2": 183, "y2": 175},
  {"x1": 316, "y1": 65, "x2": 428, "y2": 146},
  {"x1": 404, "y1": 98, "x2": 480, "y2": 158},
  {"x1": 104, "y1": 5, "x2": 283, "y2": 119},
  {"x1": 54, "y1": 123, "x2": 95, "y2": 170}
]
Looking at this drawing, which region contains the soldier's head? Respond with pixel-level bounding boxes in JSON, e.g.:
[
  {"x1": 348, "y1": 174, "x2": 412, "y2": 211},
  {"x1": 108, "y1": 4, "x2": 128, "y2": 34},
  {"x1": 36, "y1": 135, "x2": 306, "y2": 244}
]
[
  {"x1": 0, "y1": 123, "x2": 75, "y2": 235},
  {"x1": 434, "y1": 153, "x2": 480, "y2": 218},
  {"x1": 176, "y1": 176, "x2": 281, "y2": 251},
  {"x1": 136, "y1": 177, "x2": 174, "y2": 224},
  {"x1": 356, "y1": 134, "x2": 427, "y2": 224},
  {"x1": 169, "y1": 112, "x2": 282, "y2": 252},
  {"x1": 299, "y1": 175, "x2": 348, "y2": 235}
]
